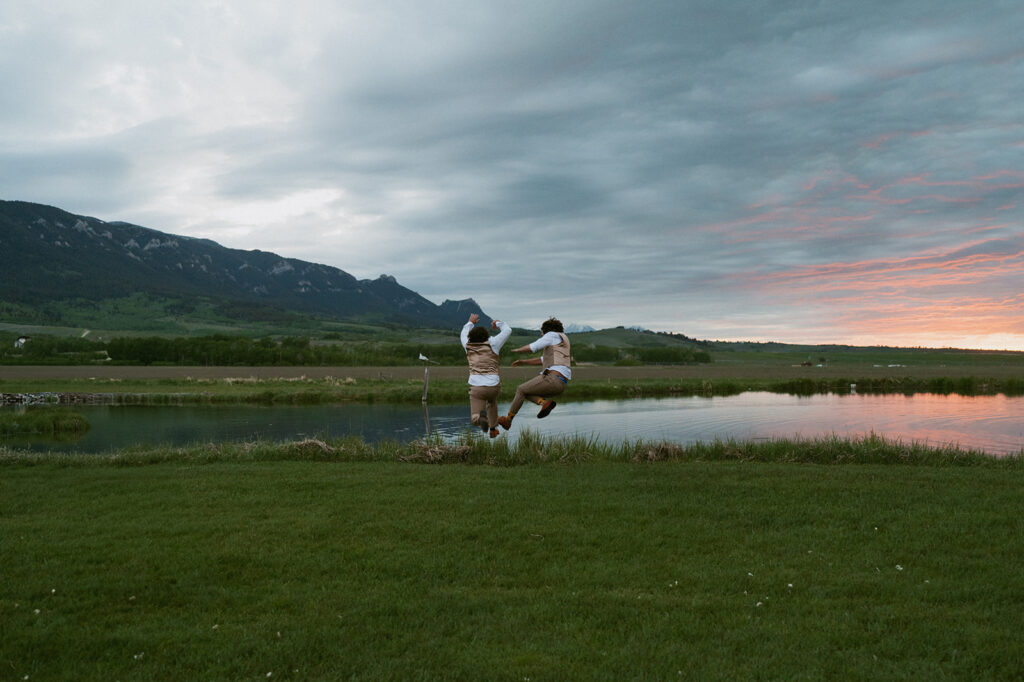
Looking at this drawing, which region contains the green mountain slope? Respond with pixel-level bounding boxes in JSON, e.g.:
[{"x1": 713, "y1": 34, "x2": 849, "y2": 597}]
[{"x1": 0, "y1": 200, "x2": 488, "y2": 331}]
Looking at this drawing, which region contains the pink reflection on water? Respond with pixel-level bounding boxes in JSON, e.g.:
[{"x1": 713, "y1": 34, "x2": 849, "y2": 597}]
[{"x1": 515, "y1": 392, "x2": 1024, "y2": 456}]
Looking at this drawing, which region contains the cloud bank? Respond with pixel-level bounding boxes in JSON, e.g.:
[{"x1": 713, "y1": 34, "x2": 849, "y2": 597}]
[{"x1": 2, "y1": 0, "x2": 1022, "y2": 348}]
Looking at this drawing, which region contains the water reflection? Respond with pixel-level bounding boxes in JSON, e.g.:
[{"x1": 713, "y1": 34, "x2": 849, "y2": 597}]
[
  {"x1": 2, "y1": 392, "x2": 1021, "y2": 456},
  {"x1": 492, "y1": 392, "x2": 1023, "y2": 456}
]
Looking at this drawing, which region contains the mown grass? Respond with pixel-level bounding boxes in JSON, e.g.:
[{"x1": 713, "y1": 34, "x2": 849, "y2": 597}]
[{"x1": 2, "y1": 435, "x2": 1023, "y2": 680}]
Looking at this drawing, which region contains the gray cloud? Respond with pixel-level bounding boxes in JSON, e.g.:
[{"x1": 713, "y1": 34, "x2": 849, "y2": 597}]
[{"x1": 1, "y1": 0, "x2": 1022, "y2": 348}]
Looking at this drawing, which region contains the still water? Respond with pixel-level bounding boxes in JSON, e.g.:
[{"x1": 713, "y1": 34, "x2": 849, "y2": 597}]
[{"x1": 4, "y1": 392, "x2": 1022, "y2": 456}]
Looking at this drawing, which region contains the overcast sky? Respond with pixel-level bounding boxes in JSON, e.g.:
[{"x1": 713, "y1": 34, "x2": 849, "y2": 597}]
[{"x1": 2, "y1": 1, "x2": 1022, "y2": 349}]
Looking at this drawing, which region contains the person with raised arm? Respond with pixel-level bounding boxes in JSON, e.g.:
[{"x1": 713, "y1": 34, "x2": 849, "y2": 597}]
[
  {"x1": 460, "y1": 313, "x2": 512, "y2": 438},
  {"x1": 497, "y1": 317, "x2": 571, "y2": 432}
]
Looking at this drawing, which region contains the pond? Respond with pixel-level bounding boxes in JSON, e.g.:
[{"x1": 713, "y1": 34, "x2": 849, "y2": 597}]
[{"x1": 3, "y1": 392, "x2": 1022, "y2": 456}]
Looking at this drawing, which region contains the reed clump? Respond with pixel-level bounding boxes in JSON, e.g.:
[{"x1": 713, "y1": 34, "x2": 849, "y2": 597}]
[{"x1": 0, "y1": 408, "x2": 90, "y2": 436}]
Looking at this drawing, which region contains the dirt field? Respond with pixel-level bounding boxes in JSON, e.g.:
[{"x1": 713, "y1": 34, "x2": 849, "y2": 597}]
[{"x1": 2, "y1": 362, "x2": 1021, "y2": 382}]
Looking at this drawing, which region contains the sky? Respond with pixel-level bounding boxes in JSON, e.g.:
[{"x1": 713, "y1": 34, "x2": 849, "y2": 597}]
[{"x1": 2, "y1": 1, "x2": 1022, "y2": 350}]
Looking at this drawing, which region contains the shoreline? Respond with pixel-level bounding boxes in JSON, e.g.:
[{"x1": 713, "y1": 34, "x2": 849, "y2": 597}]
[
  {"x1": 2, "y1": 431, "x2": 1021, "y2": 465},
  {"x1": 2, "y1": 372, "x2": 1023, "y2": 406}
]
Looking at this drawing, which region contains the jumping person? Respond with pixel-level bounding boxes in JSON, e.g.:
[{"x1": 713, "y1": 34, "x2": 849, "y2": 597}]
[
  {"x1": 460, "y1": 313, "x2": 512, "y2": 438},
  {"x1": 497, "y1": 318, "x2": 571, "y2": 431}
]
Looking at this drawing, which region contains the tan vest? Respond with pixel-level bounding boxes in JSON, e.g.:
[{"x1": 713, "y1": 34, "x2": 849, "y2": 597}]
[
  {"x1": 466, "y1": 343, "x2": 500, "y2": 375},
  {"x1": 542, "y1": 333, "x2": 571, "y2": 368}
]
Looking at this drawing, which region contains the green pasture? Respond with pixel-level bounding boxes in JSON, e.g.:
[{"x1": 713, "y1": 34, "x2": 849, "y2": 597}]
[
  {"x1": 2, "y1": 434, "x2": 1023, "y2": 680},
  {"x1": 712, "y1": 345, "x2": 1024, "y2": 370}
]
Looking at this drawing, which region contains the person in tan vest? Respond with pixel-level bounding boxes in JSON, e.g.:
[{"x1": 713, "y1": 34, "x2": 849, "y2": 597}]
[
  {"x1": 460, "y1": 313, "x2": 512, "y2": 438},
  {"x1": 497, "y1": 317, "x2": 571, "y2": 431}
]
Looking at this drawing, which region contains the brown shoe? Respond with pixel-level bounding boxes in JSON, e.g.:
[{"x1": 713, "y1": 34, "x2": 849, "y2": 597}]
[
  {"x1": 537, "y1": 400, "x2": 557, "y2": 418},
  {"x1": 497, "y1": 415, "x2": 514, "y2": 430},
  {"x1": 489, "y1": 428, "x2": 500, "y2": 439}
]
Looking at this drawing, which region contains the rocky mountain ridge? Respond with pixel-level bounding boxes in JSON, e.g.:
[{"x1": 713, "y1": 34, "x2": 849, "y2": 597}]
[{"x1": 0, "y1": 200, "x2": 489, "y2": 328}]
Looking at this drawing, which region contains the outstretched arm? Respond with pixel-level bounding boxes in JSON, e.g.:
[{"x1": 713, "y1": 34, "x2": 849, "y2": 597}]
[{"x1": 510, "y1": 342, "x2": 538, "y2": 366}]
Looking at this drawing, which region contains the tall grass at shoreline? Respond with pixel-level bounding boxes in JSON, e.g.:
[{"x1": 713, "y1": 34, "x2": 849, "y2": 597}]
[
  {"x1": 2, "y1": 430, "x2": 1020, "y2": 467},
  {"x1": 0, "y1": 407, "x2": 89, "y2": 436},
  {"x1": 3, "y1": 441, "x2": 1023, "y2": 680}
]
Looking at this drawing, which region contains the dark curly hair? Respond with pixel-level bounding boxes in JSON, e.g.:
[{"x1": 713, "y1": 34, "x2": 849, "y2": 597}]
[
  {"x1": 467, "y1": 326, "x2": 489, "y2": 343},
  {"x1": 541, "y1": 318, "x2": 564, "y2": 334}
]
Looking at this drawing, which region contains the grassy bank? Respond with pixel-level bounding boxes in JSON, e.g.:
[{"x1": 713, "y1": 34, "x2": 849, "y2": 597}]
[
  {"x1": 3, "y1": 372, "x2": 1023, "y2": 406},
  {"x1": 2, "y1": 435, "x2": 1023, "y2": 680},
  {"x1": 2, "y1": 430, "x2": 1020, "y2": 467}
]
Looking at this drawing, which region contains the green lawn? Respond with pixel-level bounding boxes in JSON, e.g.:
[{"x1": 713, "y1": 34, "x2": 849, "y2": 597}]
[{"x1": 3, "y1": 447, "x2": 1023, "y2": 680}]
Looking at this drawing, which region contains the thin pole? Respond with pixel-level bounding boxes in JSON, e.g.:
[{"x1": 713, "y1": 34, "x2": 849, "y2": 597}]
[{"x1": 421, "y1": 365, "x2": 429, "y2": 403}]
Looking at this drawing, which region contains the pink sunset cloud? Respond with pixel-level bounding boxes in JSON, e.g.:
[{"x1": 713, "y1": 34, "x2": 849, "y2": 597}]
[{"x1": 730, "y1": 238, "x2": 1024, "y2": 348}]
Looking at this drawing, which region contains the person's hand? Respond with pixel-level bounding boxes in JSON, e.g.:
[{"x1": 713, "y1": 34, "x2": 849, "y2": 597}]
[
  {"x1": 469, "y1": 313, "x2": 479, "y2": 324},
  {"x1": 511, "y1": 359, "x2": 524, "y2": 367},
  {"x1": 490, "y1": 319, "x2": 499, "y2": 330}
]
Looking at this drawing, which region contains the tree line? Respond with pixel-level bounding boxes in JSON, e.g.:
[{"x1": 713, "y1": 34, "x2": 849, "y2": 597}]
[{"x1": 1, "y1": 333, "x2": 711, "y2": 366}]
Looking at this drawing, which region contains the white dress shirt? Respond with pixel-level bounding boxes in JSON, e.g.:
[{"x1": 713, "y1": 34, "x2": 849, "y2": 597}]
[{"x1": 529, "y1": 331, "x2": 572, "y2": 380}]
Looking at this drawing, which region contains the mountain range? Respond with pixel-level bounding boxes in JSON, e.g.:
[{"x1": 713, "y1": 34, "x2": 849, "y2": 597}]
[{"x1": 0, "y1": 200, "x2": 490, "y2": 329}]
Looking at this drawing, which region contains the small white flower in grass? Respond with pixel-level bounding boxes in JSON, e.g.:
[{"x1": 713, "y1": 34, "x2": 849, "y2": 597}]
[
  {"x1": 212, "y1": 624, "x2": 218, "y2": 630},
  {"x1": 748, "y1": 572, "x2": 754, "y2": 577},
  {"x1": 756, "y1": 601, "x2": 763, "y2": 607},
  {"x1": 34, "y1": 609, "x2": 40, "y2": 615},
  {"x1": 267, "y1": 673, "x2": 272, "y2": 678},
  {"x1": 787, "y1": 583, "x2": 793, "y2": 588},
  {"x1": 51, "y1": 589, "x2": 56, "y2": 594},
  {"x1": 896, "y1": 565, "x2": 904, "y2": 571}
]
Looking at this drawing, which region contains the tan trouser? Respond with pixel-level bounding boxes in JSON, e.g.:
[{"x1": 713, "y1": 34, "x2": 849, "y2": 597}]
[
  {"x1": 469, "y1": 384, "x2": 501, "y2": 429},
  {"x1": 508, "y1": 372, "x2": 566, "y2": 416}
]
